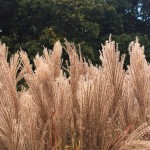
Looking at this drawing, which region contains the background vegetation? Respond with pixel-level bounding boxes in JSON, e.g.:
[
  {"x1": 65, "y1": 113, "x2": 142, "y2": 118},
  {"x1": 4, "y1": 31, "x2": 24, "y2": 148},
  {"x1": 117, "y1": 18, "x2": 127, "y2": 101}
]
[{"x1": 0, "y1": 0, "x2": 150, "y2": 67}]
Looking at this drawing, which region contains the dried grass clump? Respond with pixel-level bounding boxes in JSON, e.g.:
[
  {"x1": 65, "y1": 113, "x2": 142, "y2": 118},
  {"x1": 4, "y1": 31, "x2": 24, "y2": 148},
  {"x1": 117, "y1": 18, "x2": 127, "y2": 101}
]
[
  {"x1": 121, "y1": 141, "x2": 150, "y2": 150},
  {"x1": 0, "y1": 37, "x2": 150, "y2": 150}
]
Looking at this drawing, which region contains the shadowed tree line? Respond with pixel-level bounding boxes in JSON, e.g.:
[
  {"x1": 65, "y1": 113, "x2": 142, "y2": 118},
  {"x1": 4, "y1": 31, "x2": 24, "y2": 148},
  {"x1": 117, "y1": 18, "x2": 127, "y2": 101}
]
[{"x1": 0, "y1": 0, "x2": 150, "y2": 67}]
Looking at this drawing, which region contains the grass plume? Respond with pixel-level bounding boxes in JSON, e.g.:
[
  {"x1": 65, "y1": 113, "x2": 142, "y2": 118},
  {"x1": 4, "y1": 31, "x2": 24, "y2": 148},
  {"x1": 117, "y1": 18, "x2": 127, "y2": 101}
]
[{"x1": 0, "y1": 37, "x2": 150, "y2": 149}]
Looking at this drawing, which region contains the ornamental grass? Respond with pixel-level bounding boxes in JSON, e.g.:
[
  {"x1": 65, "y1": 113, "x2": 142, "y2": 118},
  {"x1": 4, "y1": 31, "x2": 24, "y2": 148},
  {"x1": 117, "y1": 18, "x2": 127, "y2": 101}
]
[{"x1": 0, "y1": 37, "x2": 150, "y2": 150}]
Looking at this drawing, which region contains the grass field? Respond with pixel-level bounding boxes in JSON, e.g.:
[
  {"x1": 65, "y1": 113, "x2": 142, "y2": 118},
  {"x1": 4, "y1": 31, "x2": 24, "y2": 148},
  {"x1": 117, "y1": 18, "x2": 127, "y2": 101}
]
[{"x1": 0, "y1": 37, "x2": 150, "y2": 150}]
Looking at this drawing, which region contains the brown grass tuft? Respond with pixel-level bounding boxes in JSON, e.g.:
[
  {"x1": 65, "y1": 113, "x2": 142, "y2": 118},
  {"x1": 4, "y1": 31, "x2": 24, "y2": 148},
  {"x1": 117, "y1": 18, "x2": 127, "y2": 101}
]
[{"x1": 0, "y1": 37, "x2": 150, "y2": 149}]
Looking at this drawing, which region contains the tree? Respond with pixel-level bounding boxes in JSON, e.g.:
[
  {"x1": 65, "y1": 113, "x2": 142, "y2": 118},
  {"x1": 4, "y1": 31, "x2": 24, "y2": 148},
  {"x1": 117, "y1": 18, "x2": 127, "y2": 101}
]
[
  {"x1": 0, "y1": 0, "x2": 18, "y2": 35},
  {"x1": 1, "y1": 0, "x2": 150, "y2": 67}
]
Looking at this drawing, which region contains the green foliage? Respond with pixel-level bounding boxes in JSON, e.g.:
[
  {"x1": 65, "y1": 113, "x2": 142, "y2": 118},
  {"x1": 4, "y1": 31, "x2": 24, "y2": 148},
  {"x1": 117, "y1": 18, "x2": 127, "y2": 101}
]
[
  {"x1": 0, "y1": 0, "x2": 150, "y2": 67},
  {"x1": 39, "y1": 27, "x2": 59, "y2": 48}
]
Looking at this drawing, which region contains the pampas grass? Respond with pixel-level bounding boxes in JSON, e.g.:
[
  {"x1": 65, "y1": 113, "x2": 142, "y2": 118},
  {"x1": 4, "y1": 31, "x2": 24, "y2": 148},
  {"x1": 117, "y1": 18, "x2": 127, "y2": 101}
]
[{"x1": 0, "y1": 37, "x2": 150, "y2": 150}]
